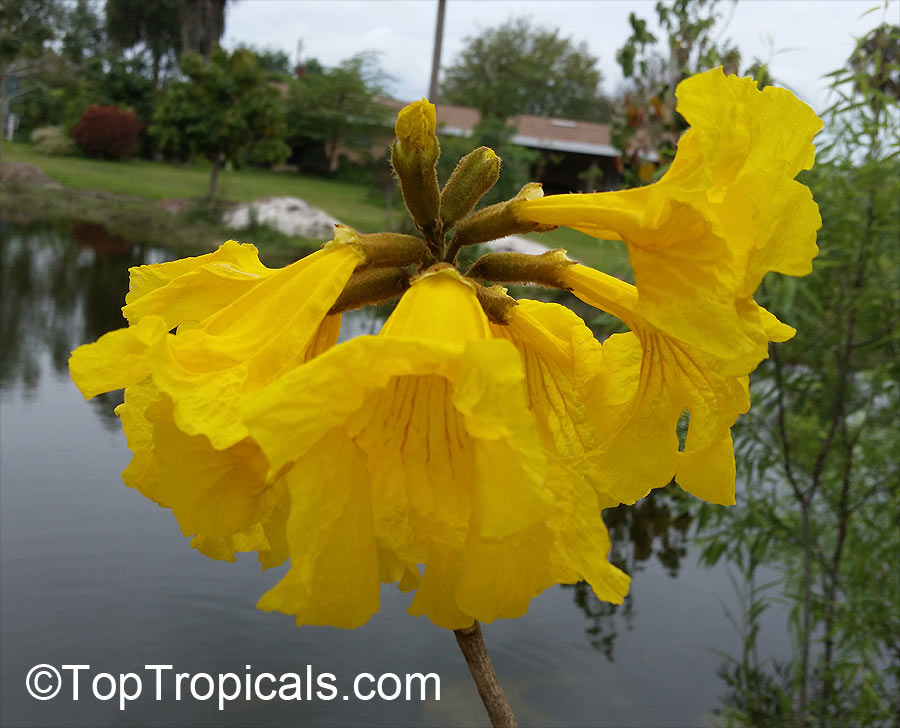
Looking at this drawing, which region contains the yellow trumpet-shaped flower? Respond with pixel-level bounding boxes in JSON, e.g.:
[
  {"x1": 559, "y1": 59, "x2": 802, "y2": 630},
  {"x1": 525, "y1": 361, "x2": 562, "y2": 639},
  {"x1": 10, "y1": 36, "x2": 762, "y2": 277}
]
[
  {"x1": 507, "y1": 68, "x2": 823, "y2": 506},
  {"x1": 242, "y1": 267, "x2": 629, "y2": 629},
  {"x1": 68, "y1": 71, "x2": 820, "y2": 631},
  {"x1": 70, "y1": 239, "x2": 360, "y2": 562}
]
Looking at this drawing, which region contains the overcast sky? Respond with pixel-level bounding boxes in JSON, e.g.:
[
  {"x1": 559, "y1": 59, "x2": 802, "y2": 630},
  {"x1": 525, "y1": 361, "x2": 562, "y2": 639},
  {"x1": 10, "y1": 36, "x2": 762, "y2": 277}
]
[{"x1": 224, "y1": 0, "x2": 899, "y2": 115}]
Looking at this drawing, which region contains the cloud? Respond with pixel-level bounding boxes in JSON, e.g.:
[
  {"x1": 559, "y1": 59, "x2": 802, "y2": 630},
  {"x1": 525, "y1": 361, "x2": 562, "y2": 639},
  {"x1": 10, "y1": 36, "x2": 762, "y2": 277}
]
[{"x1": 224, "y1": 0, "x2": 898, "y2": 113}]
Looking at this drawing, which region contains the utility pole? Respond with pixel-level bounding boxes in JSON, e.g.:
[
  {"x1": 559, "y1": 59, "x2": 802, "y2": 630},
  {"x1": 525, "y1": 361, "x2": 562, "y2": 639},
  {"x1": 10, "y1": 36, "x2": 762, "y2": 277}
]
[
  {"x1": 295, "y1": 39, "x2": 305, "y2": 78},
  {"x1": 428, "y1": 0, "x2": 446, "y2": 101}
]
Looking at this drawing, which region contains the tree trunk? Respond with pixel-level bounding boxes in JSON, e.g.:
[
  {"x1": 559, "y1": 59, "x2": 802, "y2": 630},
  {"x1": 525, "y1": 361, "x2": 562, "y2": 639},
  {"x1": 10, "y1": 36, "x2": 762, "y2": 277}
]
[
  {"x1": 0, "y1": 72, "x2": 7, "y2": 153},
  {"x1": 181, "y1": 0, "x2": 227, "y2": 61},
  {"x1": 208, "y1": 153, "x2": 221, "y2": 201},
  {"x1": 152, "y1": 51, "x2": 160, "y2": 89}
]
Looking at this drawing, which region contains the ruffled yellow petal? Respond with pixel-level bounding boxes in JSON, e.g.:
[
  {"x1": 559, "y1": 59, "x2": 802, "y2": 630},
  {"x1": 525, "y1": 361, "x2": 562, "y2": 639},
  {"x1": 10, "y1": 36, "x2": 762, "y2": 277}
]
[
  {"x1": 123, "y1": 240, "x2": 275, "y2": 329},
  {"x1": 257, "y1": 432, "x2": 381, "y2": 629},
  {"x1": 453, "y1": 460, "x2": 631, "y2": 622},
  {"x1": 559, "y1": 264, "x2": 748, "y2": 505},
  {"x1": 147, "y1": 246, "x2": 358, "y2": 450},
  {"x1": 490, "y1": 299, "x2": 601, "y2": 459},
  {"x1": 69, "y1": 315, "x2": 168, "y2": 399},
  {"x1": 145, "y1": 396, "x2": 278, "y2": 539},
  {"x1": 114, "y1": 380, "x2": 290, "y2": 563},
  {"x1": 545, "y1": 462, "x2": 632, "y2": 602},
  {"x1": 125, "y1": 240, "x2": 270, "y2": 305},
  {"x1": 74, "y1": 243, "x2": 354, "y2": 567},
  {"x1": 245, "y1": 268, "x2": 635, "y2": 629},
  {"x1": 757, "y1": 304, "x2": 796, "y2": 343},
  {"x1": 191, "y1": 522, "x2": 269, "y2": 564},
  {"x1": 69, "y1": 242, "x2": 354, "y2": 421},
  {"x1": 116, "y1": 380, "x2": 158, "y2": 492},
  {"x1": 672, "y1": 69, "x2": 820, "y2": 185},
  {"x1": 518, "y1": 69, "x2": 822, "y2": 372}
]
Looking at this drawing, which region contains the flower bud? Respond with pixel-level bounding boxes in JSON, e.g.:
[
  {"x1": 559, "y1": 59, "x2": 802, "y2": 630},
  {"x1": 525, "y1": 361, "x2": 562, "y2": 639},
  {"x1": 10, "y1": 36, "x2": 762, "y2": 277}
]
[
  {"x1": 394, "y1": 99, "x2": 439, "y2": 164},
  {"x1": 450, "y1": 183, "x2": 556, "y2": 250},
  {"x1": 391, "y1": 99, "x2": 441, "y2": 239},
  {"x1": 440, "y1": 147, "x2": 500, "y2": 228}
]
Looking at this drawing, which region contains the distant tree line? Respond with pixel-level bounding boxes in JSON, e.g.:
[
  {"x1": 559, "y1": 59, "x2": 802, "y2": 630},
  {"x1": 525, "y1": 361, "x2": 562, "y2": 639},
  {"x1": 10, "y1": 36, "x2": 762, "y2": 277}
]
[{"x1": 6, "y1": 0, "x2": 768, "y2": 203}]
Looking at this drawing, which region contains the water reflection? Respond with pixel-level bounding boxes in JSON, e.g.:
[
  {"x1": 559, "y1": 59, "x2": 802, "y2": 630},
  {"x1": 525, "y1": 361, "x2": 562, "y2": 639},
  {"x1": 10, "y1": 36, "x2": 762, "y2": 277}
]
[
  {"x1": 0, "y1": 219, "x2": 753, "y2": 728},
  {"x1": 1, "y1": 221, "x2": 171, "y2": 433},
  {"x1": 568, "y1": 485, "x2": 694, "y2": 660},
  {"x1": 1, "y1": 221, "x2": 148, "y2": 391}
]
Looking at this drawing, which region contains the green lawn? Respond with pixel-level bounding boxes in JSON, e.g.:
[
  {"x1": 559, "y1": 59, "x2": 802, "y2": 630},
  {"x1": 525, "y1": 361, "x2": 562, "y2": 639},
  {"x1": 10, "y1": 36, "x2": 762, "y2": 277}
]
[
  {"x1": 2, "y1": 141, "x2": 389, "y2": 233},
  {"x1": 2, "y1": 141, "x2": 630, "y2": 273}
]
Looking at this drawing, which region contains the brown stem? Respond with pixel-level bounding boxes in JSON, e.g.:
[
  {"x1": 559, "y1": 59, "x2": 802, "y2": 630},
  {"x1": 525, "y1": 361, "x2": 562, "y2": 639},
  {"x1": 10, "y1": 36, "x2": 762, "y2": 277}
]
[
  {"x1": 453, "y1": 622, "x2": 518, "y2": 727},
  {"x1": 208, "y1": 151, "x2": 221, "y2": 202}
]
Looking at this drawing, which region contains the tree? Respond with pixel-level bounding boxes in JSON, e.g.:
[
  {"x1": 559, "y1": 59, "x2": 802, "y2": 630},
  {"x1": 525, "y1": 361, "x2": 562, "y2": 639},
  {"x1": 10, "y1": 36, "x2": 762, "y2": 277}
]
[
  {"x1": 0, "y1": 0, "x2": 62, "y2": 137},
  {"x1": 0, "y1": 0, "x2": 60, "y2": 71},
  {"x1": 105, "y1": 0, "x2": 182, "y2": 88},
  {"x1": 440, "y1": 18, "x2": 609, "y2": 122},
  {"x1": 613, "y1": 0, "x2": 764, "y2": 184},
  {"x1": 697, "y1": 23, "x2": 900, "y2": 727},
  {"x1": 61, "y1": 0, "x2": 105, "y2": 68},
  {"x1": 180, "y1": 0, "x2": 227, "y2": 60},
  {"x1": 150, "y1": 48, "x2": 289, "y2": 201},
  {"x1": 105, "y1": 0, "x2": 228, "y2": 88},
  {"x1": 236, "y1": 45, "x2": 292, "y2": 80},
  {"x1": 99, "y1": 55, "x2": 156, "y2": 124},
  {"x1": 285, "y1": 52, "x2": 391, "y2": 173}
]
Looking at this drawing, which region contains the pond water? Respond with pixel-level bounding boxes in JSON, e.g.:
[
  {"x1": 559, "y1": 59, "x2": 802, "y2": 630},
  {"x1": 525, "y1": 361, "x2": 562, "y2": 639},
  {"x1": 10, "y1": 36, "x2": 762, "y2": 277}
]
[{"x1": 0, "y1": 220, "x2": 789, "y2": 727}]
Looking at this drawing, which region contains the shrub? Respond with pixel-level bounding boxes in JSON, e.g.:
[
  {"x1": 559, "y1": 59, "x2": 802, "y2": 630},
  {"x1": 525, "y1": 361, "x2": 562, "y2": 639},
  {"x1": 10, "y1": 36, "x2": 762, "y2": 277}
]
[
  {"x1": 71, "y1": 105, "x2": 141, "y2": 159},
  {"x1": 30, "y1": 126, "x2": 77, "y2": 156}
]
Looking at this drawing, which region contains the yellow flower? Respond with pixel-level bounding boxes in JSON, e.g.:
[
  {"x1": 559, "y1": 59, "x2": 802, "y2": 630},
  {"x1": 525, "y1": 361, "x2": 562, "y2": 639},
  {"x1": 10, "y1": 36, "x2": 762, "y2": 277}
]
[
  {"x1": 242, "y1": 267, "x2": 629, "y2": 629},
  {"x1": 68, "y1": 70, "x2": 820, "y2": 631},
  {"x1": 70, "y1": 239, "x2": 360, "y2": 562},
  {"x1": 515, "y1": 68, "x2": 823, "y2": 505}
]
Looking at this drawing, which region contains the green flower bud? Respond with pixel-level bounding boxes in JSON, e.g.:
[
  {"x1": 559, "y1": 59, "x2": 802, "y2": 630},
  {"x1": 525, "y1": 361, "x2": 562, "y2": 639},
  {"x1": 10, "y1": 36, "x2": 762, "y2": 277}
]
[{"x1": 440, "y1": 147, "x2": 500, "y2": 228}]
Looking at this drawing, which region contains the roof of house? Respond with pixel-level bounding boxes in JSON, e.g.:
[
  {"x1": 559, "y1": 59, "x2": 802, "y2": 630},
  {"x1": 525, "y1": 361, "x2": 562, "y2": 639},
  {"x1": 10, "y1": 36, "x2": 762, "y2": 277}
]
[
  {"x1": 507, "y1": 113, "x2": 616, "y2": 158},
  {"x1": 379, "y1": 97, "x2": 617, "y2": 158}
]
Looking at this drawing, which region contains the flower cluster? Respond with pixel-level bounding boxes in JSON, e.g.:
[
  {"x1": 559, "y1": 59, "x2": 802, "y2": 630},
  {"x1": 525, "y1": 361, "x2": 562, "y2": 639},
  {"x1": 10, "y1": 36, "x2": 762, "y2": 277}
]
[{"x1": 69, "y1": 69, "x2": 822, "y2": 630}]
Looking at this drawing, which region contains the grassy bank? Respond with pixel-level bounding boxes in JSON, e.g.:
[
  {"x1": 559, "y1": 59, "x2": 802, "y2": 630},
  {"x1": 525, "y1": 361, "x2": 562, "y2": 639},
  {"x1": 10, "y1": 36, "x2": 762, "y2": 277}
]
[
  {"x1": 1, "y1": 141, "x2": 629, "y2": 274},
  {"x1": 1, "y1": 182, "x2": 287, "y2": 257},
  {"x1": 2, "y1": 141, "x2": 390, "y2": 235}
]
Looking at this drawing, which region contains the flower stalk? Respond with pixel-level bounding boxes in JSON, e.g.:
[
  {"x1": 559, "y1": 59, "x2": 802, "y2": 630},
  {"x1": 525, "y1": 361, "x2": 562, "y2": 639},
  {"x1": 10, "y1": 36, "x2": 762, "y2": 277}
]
[
  {"x1": 444, "y1": 182, "x2": 555, "y2": 263},
  {"x1": 468, "y1": 249, "x2": 575, "y2": 289},
  {"x1": 329, "y1": 267, "x2": 411, "y2": 314},
  {"x1": 454, "y1": 622, "x2": 518, "y2": 728}
]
